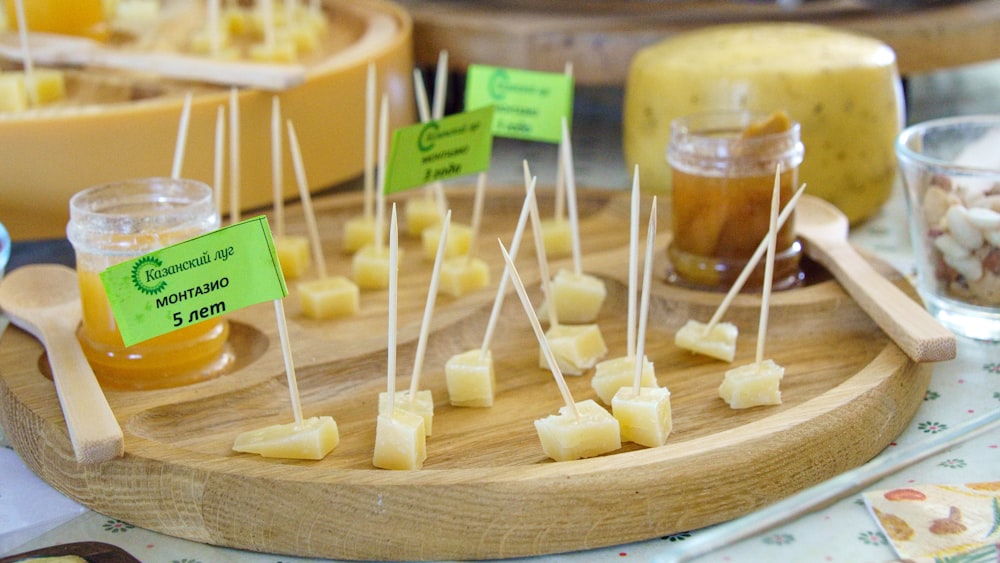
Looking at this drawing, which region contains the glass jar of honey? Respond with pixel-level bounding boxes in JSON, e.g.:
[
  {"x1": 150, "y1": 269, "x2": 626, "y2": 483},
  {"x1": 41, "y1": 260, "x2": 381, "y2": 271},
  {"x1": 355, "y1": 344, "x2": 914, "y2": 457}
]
[
  {"x1": 67, "y1": 178, "x2": 232, "y2": 390},
  {"x1": 666, "y1": 111, "x2": 805, "y2": 291}
]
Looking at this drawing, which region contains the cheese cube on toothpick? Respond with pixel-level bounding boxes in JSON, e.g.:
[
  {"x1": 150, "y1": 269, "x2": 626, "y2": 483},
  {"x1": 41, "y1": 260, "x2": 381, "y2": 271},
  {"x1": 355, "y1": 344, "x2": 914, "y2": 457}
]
[
  {"x1": 438, "y1": 172, "x2": 491, "y2": 297},
  {"x1": 539, "y1": 62, "x2": 575, "y2": 259},
  {"x1": 719, "y1": 166, "x2": 787, "y2": 409},
  {"x1": 352, "y1": 93, "x2": 393, "y2": 290},
  {"x1": 443, "y1": 179, "x2": 538, "y2": 407},
  {"x1": 379, "y1": 389, "x2": 434, "y2": 436},
  {"x1": 270, "y1": 97, "x2": 311, "y2": 280},
  {"x1": 343, "y1": 62, "x2": 382, "y2": 254},
  {"x1": 422, "y1": 222, "x2": 471, "y2": 261},
  {"x1": 593, "y1": 355, "x2": 656, "y2": 405},
  {"x1": 405, "y1": 53, "x2": 449, "y2": 237},
  {"x1": 499, "y1": 240, "x2": 621, "y2": 462}
]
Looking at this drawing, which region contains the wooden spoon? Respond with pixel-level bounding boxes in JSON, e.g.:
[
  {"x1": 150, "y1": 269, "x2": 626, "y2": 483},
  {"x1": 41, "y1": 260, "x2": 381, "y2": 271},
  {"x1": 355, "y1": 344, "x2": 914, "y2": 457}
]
[
  {"x1": 795, "y1": 195, "x2": 956, "y2": 363},
  {"x1": 0, "y1": 264, "x2": 123, "y2": 464}
]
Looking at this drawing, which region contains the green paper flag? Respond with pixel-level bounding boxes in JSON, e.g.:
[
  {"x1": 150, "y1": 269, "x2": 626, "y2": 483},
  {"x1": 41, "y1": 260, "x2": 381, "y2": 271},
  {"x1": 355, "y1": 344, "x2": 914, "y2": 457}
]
[
  {"x1": 100, "y1": 215, "x2": 288, "y2": 347},
  {"x1": 383, "y1": 105, "x2": 495, "y2": 195},
  {"x1": 464, "y1": 64, "x2": 574, "y2": 143}
]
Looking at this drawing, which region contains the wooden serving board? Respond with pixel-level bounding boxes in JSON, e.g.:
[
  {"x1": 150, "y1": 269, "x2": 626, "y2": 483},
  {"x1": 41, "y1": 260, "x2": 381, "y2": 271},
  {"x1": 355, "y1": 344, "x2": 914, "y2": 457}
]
[{"x1": 0, "y1": 187, "x2": 930, "y2": 561}]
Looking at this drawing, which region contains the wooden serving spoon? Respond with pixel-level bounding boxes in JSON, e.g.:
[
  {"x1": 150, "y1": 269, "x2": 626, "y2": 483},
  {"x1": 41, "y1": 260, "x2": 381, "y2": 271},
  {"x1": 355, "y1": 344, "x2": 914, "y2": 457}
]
[
  {"x1": 0, "y1": 264, "x2": 123, "y2": 464},
  {"x1": 795, "y1": 194, "x2": 956, "y2": 363}
]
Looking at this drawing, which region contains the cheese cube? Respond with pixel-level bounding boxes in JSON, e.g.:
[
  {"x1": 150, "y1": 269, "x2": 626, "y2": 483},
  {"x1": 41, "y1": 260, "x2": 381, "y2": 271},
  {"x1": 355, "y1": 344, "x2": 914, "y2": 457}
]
[
  {"x1": 275, "y1": 235, "x2": 311, "y2": 279},
  {"x1": 223, "y1": 6, "x2": 250, "y2": 35},
  {"x1": 25, "y1": 70, "x2": 66, "y2": 104},
  {"x1": 378, "y1": 389, "x2": 434, "y2": 436},
  {"x1": 232, "y1": 416, "x2": 339, "y2": 460},
  {"x1": 0, "y1": 70, "x2": 66, "y2": 111},
  {"x1": 534, "y1": 399, "x2": 621, "y2": 462},
  {"x1": 591, "y1": 355, "x2": 657, "y2": 405},
  {"x1": 287, "y1": 21, "x2": 320, "y2": 53},
  {"x1": 342, "y1": 215, "x2": 380, "y2": 254},
  {"x1": 439, "y1": 256, "x2": 490, "y2": 297},
  {"x1": 405, "y1": 197, "x2": 443, "y2": 237},
  {"x1": 298, "y1": 276, "x2": 359, "y2": 319},
  {"x1": 612, "y1": 386, "x2": 672, "y2": 447},
  {"x1": 541, "y1": 217, "x2": 572, "y2": 258},
  {"x1": 422, "y1": 222, "x2": 472, "y2": 261},
  {"x1": 675, "y1": 320, "x2": 739, "y2": 362},
  {"x1": 719, "y1": 359, "x2": 784, "y2": 409},
  {"x1": 444, "y1": 348, "x2": 495, "y2": 407},
  {"x1": 542, "y1": 324, "x2": 608, "y2": 376},
  {"x1": 352, "y1": 244, "x2": 393, "y2": 290},
  {"x1": 373, "y1": 410, "x2": 426, "y2": 470},
  {"x1": 541, "y1": 269, "x2": 607, "y2": 324},
  {"x1": 0, "y1": 75, "x2": 27, "y2": 112},
  {"x1": 249, "y1": 38, "x2": 297, "y2": 63}
]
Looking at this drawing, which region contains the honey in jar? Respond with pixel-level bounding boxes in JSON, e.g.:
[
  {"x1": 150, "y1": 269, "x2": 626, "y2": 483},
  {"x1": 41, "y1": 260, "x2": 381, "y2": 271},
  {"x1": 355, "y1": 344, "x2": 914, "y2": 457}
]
[
  {"x1": 67, "y1": 178, "x2": 232, "y2": 390},
  {"x1": 666, "y1": 111, "x2": 804, "y2": 290}
]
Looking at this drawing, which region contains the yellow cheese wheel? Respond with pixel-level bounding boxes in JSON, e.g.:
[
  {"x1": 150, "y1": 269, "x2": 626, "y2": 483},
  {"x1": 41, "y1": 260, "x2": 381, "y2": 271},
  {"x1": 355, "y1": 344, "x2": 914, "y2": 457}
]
[{"x1": 623, "y1": 23, "x2": 905, "y2": 223}]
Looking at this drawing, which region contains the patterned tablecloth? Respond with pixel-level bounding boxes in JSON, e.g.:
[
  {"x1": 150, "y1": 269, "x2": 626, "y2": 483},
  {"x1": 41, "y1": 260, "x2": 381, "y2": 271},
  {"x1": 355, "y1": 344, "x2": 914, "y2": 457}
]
[{"x1": 2, "y1": 170, "x2": 998, "y2": 563}]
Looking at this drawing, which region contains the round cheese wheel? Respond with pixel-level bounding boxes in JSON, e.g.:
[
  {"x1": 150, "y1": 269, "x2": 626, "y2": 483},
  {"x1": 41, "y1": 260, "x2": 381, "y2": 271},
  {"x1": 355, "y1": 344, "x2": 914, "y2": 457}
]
[{"x1": 623, "y1": 23, "x2": 905, "y2": 223}]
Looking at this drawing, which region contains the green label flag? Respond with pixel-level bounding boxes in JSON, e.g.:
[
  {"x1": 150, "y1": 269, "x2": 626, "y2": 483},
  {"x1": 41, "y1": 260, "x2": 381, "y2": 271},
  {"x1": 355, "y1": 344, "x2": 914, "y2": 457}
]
[
  {"x1": 383, "y1": 105, "x2": 495, "y2": 195},
  {"x1": 100, "y1": 215, "x2": 288, "y2": 347},
  {"x1": 464, "y1": 64, "x2": 573, "y2": 143}
]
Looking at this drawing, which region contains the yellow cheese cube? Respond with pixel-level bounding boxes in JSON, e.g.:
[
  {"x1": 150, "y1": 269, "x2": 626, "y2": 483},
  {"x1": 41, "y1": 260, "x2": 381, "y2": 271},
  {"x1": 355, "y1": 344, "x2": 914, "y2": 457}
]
[
  {"x1": 675, "y1": 320, "x2": 739, "y2": 362},
  {"x1": 27, "y1": 70, "x2": 66, "y2": 104},
  {"x1": 438, "y1": 256, "x2": 490, "y2": 297},
  {"x1": 422, "y1": 222, "x2": 472, "y2": 261},
  {"x1": 287, "y1": 22, "x2": 319, "y2": 53},
  {"x1": 298, "y1": 276, "x2": 359, "y2": 319},
  {"x1": 342, "y1": 214, "x2": 380, "y2": 254},
  {"x1": 719, "y1": 359, "x2": 784, "y2": 409},
  {"x1": 591, "y1": 355, "x2": 657, "y2": 405},
  {"x1": 542, "y1": 269, "x2": 607, "y2": 324},
  {"x1": 352, "y1": 244, "x2": 394, "y2": 290},
  {"x1": 534, "y1": 399, "x2": 621, "y2": 462},
  {"x1": 405, "y1": 196, "x2": 443, "y2": 237},
  {"x1": 232, "y1": 416, "x2": 339, "y2": 460},
  {"x1": 188, "y1": 28, "x2": 238, "y2": 58},
  {"x1": 275, "y1": 235, "x2": 311, "y2": 279},
  {"x1": 249, "y1": 38, "x2": 297, "y2": 63},
  {"x1": 541, "y1": 217, "x2": 572, "y2": 258},
  {"x1": 378, "y1": 389, "x2": 434, "y2": 436},
  {"x1": 114, "y1": 0, "x2": 161, "y2": 24},
  {"x1": 223, "y1": 6, "x2": 250, "y2": 35},
  {"x1": 611, "y1": 386, "x2": 672, "y2": 447},
  {"x1": 444, "y1": 348, "x2": 495, "y2": 407},
  {"x1": 373, "y1": 410, "x2": 426, "y2": 470},
  {"x1": 0, "y1": 75, "x2": 27, "y2": 112},
  {"x1": 542, "y1": 324, "x2": 608, "y2": 376}
]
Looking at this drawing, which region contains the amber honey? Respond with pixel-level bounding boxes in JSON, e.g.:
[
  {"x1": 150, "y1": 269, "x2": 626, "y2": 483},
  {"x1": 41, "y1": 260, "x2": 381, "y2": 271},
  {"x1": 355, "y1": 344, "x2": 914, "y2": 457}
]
[
  {"x1": 68, "y1": 178, "x2": 231, "y2": 390},
  {"x1": 667, "y1": 111, "x2": 804, "y2": 290}
]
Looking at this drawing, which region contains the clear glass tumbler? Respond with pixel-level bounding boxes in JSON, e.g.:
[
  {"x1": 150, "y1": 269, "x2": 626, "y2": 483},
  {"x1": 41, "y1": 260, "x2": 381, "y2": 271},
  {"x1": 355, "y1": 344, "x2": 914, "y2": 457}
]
[{"x1": 67, "y1": 177, "x2": 232, "y2": 390}]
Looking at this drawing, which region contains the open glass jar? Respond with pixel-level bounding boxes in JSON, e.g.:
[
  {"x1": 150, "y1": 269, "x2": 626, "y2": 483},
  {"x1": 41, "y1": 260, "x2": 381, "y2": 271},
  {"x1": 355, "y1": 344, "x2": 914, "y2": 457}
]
[
  {"x1": 67, "y1": 178, "x2": 232, "y2": 390},
  {"x1": 666, "y1": 111, "x2": 805, "y2": 291}
]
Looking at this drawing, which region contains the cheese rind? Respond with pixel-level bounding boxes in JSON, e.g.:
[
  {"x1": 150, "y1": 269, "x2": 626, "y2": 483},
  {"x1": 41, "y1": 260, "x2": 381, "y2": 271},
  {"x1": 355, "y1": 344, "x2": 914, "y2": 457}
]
[
  {"x1": 378, "y1": 390, "x2": 434, "y2": 436},
  {"x1": 232, "y1": 416, "x2": 339, "y2": 460},
  {"x1": 298, "y1": 276, "x2": 359, "y2": 319},
  {"x1": 591, "y1": 355, "x2": 657, "y2": 405},
  {"x1": 542, "y1": 324, "x2": 608, "y2": 376},
  {"x1": 612, "y1": 386, "x2": 672, "y2": 447},
  {"x1": 719, "y1": 359, "x2": 784, "y2": 408},
  {"x1": 541, "y1": 269, "x2": 607, "y2": 324},
  {"x1": 675, "y1": 320, "x2": 739, "y2": 362},
  {"x1": 444, "y1": 348, "x2": 495, "y2": 407},
  {"x1": 373, "y1": 410, "x2": 426, "y2": 470},
  {"x1": 534, "y1": 399, "x2": 621, "y2": 462},
  {"x1": 275, "y1": 235, "x2": 311, "y2": 279}
]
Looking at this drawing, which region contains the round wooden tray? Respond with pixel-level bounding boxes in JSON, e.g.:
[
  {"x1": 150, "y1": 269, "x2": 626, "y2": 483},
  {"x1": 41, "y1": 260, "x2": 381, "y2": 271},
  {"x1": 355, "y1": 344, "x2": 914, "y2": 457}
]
[{"x1": 0, "y1": 187, "x2": 930, "y2": 560}]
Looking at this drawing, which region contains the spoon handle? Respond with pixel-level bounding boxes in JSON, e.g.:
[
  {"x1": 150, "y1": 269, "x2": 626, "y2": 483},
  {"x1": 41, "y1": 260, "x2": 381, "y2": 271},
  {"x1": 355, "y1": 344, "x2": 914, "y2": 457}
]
[
  {"x1": 40, "y1": 324, "x2": 124, "y2": 465},
  {"x1": 805, "y1": 238, "x2": 956, "y2": 363}
]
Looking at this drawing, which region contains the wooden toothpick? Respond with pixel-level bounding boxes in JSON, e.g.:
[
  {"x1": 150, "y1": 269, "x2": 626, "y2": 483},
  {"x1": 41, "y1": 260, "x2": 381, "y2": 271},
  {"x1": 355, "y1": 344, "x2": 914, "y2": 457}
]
[
  {"x1": 207, "y1": 0, "x2": 222, "y2": 56},
  {"x1": 363, "y1": 61, "x2": 376, "y2": 219},
  {"x1": 386, "y1": 204, "x2": 400, "y2": 410},
  {"x1": 498, "y1": 240, "x2": 579, "y2": 419},
  {"x1": 627, "y1": 165, "x2": 640, "y2": 358},
  {"x1": 633, "y1": 197, "x2": 657, "y2": 394},
  {"x1": 478, "y1": 178, "x2": 538, "y2": 361},
  {"x1": 12, "y1": 0, "x2": 35, "y2": 107},
  {"x1": 467, "y1": 172, "x2": 487, "y2": 260},
  {"x1": 286, "y1": 119, "x2": 326, "y2": 279},
  {"x1": 703, "y1": 182, "x2": 807, "y2": 334},
  {"x1": 755, "y1": 166, "x2": 782, "y2": 367},
  {"x1": 374, "y1": 93, "x2": 389, "y2": 251},
  {"x1": 273, "y1": 298, "x2": 304, "y2": 426},
  {"x1": 409, "y1": 210, "x2": 451, "y2": 396},
  {"x1": 412, "y1": 60, "x2": 447, "y2": 213},
  {"x1": 213, "y1": 105, "x2": 226, "y2": 215},
  {"x1": 524, "y1": 162, "x2": 558, "y2": 328},
  {"x1": 553, "y1": 61, "x2": 573, "y2": 223},
  {"x1": 171, "y1": 92, "x2": 193, "y2": 179},
  {"x1": 228, "y1": 87, "x2": 241, "y2": 224},
  {"x1": 559, "y1": 117, "x2": 583, "y2": 276},
  {"x1": 271, "y1": 96, "x2": 285, "y2": 237}
]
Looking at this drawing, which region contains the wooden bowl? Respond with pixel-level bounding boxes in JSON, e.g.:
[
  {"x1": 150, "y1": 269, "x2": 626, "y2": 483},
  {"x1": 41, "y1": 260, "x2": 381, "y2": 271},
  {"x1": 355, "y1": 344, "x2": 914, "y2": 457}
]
[
  {"x1": 0, "y1": 186, "x2": 930, "y2": 560},
  {"x1": 0, "y1": 0, "x2": 415, "y2": 241}
]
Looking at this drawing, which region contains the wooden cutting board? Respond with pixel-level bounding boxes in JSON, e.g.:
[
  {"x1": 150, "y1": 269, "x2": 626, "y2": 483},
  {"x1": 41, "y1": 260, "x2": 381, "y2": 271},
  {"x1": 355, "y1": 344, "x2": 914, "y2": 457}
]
[{"x1": 0, "y1": 186, "x2": 930, "y2": 561}]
